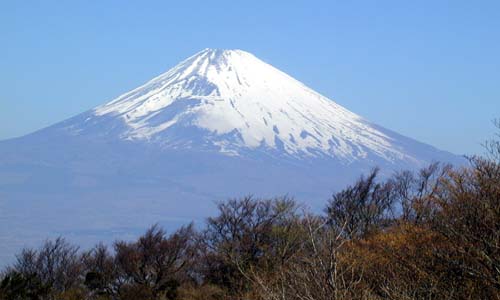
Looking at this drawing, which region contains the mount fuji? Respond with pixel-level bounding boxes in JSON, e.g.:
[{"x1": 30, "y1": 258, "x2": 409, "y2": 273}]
[{"x1": 0, "y1": 48, "x2": 462, "y2": 265}]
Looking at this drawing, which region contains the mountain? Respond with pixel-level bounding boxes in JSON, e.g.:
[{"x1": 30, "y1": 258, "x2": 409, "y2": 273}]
[{"x1": 0, "y1": 48, "x2": 462, "y2": 265}]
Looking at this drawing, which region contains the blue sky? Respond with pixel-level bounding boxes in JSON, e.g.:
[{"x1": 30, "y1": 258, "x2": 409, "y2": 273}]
[{"x1": 1, "y1": 0, "x2": 498, "y2": 155}]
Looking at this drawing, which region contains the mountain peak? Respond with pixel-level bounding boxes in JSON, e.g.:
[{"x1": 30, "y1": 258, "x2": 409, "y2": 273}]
[
  {"x1": 83, "y1": 48, "x2": 450, "y2": 164},
  {"x1": 184, "y1": 48, "x2": 256, "y2": 67},
  {"x1": 199, "y1": 47, "x2": 247, "y2": 54},
  {"x1": 174, "y1": 47, "x2": 259, "y2": 78}
]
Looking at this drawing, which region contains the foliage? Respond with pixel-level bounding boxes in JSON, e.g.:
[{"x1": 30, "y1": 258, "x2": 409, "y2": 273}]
[{"x1": 1, "y1": 123, "x2": 500, "y2": 300}]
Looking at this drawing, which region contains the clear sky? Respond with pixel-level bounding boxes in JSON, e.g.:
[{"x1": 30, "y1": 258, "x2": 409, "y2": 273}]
[{"x1": 1, "y1": 0, "x2": 498, "y2": 155}]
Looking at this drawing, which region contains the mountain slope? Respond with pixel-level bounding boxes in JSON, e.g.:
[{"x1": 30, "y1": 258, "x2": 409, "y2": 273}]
[
  {"x1": 62, "y1": 48, "x2": 450, "y2": 166},
  {"x1": 0, "y1": 48, "x2": 462, "y2": 266}
]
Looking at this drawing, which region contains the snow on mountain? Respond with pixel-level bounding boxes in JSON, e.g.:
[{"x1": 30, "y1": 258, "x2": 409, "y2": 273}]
[
  {"x1": 0, "y1": 48, "x2": 463, "y2": 266},
  {"x1": 78, "y1": 48, "x2": 414, "y2": 163}
]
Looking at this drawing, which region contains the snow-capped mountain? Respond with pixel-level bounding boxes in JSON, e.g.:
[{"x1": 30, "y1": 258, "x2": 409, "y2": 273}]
[
  {"x1": 69, "y1": 48, "x2": 441, "y2": 165},
  {"x1": 0, "y1": 48, "x2": 462, "y2": 266}
]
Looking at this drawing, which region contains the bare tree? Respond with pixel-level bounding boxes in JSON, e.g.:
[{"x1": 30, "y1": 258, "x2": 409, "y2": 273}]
[
  {"x1": 431, "y1": 158, "x2": 500, "y2": 297},
  {"x1": 391, "y1": 162, "x2": 452, "y2": 224},
  {"x1": 201, "y1": 196, "x2": 300, "y2": 296},
  {"x1": 483, "y1": 118, "x2": 500, "y2": 162},
  {"x1": 3, "y1": 237, "x2": 82, "y2": 300},
  {"x1": 112, "y1": 224, "x2": 196, "y2": 300},
  {"x1": 251, "y1": 213, "x2": 365, "y2": 300},
  {"x1": 82, "y1": 243, "x2": 122, "y2": 299},
  {"x1": 326, "y1": 168, "x2": 396, "y2": 239}
]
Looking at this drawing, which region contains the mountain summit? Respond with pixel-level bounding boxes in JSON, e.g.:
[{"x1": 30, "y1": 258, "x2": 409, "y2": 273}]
[
  {"x1": 64, "y1": 48, "x2": 450, "y2": 165},
  {"x1": 0, "y1": 48, "x2": 462, "y2": 265}
]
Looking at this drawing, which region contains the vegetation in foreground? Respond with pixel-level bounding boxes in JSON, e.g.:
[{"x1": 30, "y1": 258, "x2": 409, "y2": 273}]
[{"x1": 1, "y1": 123, "x2": 499, "y2": 300}]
